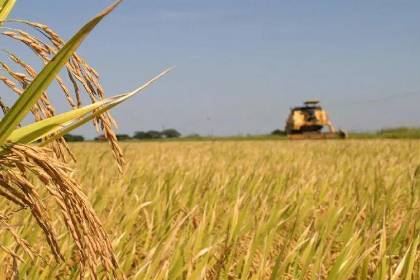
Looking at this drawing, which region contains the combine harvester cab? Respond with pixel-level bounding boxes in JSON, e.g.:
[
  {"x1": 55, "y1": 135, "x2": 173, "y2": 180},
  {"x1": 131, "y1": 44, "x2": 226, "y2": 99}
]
[{"x1": 285, "y1": 100, "x2": 347, "y2": 140}]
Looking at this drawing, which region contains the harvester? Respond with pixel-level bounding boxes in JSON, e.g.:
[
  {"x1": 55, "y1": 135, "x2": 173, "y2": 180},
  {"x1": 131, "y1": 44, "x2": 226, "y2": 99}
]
[{"x1": 285, "y1": 100, "x2": 347, "y2": 140}]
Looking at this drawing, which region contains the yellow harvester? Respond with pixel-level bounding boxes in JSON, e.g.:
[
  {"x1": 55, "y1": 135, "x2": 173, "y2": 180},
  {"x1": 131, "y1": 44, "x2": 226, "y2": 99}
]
[{"x1": 285, "y1": 100, "x2": 347, "y2": 140}]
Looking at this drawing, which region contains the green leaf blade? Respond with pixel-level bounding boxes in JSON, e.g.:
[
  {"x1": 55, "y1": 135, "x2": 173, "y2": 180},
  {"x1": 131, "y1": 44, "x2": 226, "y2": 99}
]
[
  {"x1": 3, "y1": 68, "x2": 171, "y2": 147},
  {"x1": 0, "y1": 0, "x2": 16, "y2": 23}
]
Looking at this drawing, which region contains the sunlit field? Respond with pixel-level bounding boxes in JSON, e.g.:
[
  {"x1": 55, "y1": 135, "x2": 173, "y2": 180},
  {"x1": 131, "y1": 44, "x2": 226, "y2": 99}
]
[{"x1": 1, "y1": 140, "x2": 419, "y2": 279}]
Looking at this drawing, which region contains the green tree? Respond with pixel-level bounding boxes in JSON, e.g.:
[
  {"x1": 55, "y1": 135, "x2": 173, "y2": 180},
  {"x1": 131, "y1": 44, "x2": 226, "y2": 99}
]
[
  {"x1": 162, "y1": 128, "x2": 181, "y2": 138},
  {"x1": 63, "y1": 134, "x2": 84, "y2": 142},
  {"x1": 271, "y1": 129, "x2": 286, "y2": 136}
]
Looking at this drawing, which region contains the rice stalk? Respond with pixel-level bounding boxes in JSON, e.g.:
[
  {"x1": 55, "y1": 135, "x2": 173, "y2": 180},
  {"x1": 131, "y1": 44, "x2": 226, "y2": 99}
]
[{"x1": 0, "y1": 144, "x2": 124, "y2": 279}]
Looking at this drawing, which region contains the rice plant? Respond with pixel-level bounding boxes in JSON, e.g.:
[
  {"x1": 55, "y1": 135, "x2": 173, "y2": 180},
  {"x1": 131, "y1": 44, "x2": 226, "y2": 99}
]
[{"x1": 0, "y1": 0, "x2": 168, "y2": 278}]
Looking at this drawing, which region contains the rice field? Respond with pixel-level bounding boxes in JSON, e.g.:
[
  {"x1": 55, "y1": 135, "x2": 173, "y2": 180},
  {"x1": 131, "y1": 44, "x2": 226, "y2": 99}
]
[{"x1": 1, "y1": 140, "x2": 419, "y2": 279}]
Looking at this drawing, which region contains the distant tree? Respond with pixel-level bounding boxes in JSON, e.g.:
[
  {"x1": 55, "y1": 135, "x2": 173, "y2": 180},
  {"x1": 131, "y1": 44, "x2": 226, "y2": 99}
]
[
  {"x1": 271, "y1": 129, "x2": 286, "y2": 136},
  {"x1": 161, "y1": 129, "x2": 181, "y2": 138},
  {"x1": 63, "y1": 134, "x2": 84, "y2": 142},
  {"x1": 133, "y1": 131, "x2": 147, "y2": 139},
  {"x1": 145, "y1": 130, "x2": 162, "y2": 139},
  {"x1": 133, "y1": 130, "x2": 162, "y2": 139},
  {"x1": 185, "y1": 133, "x2": 201, "y2": 139},
  {"x1": 116, "y1": 134, "x2": 131, "y2": 141},
  {"x1": 94, "y1": 135, "x2": 106, "y2": 142}
]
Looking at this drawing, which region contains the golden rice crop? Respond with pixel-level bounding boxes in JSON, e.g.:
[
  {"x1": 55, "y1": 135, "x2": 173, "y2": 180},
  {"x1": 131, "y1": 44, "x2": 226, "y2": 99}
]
[{"x1": 1, "y1": 140, "x2": 418, "y2": 279}]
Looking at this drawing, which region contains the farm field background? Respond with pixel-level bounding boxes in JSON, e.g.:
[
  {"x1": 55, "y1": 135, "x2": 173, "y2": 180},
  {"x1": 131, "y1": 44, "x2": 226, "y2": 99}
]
[{"x1": 1, "y1": 140, "x2": 419, "y2": 279}]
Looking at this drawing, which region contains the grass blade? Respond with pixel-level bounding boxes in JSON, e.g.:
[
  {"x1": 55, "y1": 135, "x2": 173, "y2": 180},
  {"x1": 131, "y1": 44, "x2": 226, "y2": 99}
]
[
  {"x1": 5, "y1": 101, "x2": 108, "y2": 145},
  {"x1": 3, "y1": 68, "x2": 171, "y2": 147},
  {"x1": 0, "y1": 0, "x2": 16, "y2": 22}
]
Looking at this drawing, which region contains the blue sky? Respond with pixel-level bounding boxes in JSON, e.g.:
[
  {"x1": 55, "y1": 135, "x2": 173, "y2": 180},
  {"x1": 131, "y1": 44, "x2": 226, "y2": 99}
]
[{"x1": 5, "y1": 0, "x2": 420, "y2": 136}]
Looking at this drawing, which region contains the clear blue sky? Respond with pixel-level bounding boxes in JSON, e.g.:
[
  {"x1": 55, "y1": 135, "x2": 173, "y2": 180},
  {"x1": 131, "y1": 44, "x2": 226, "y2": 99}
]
[{"x1": 5, "y1": 0, "x2": 420, "y2": 136}]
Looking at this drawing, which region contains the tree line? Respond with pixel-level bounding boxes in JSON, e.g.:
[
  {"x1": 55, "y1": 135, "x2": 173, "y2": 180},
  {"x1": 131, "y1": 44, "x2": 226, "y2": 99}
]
[
  {"x1": 64, "y1": 128, "x2": 290, "y2": 142},
  {"x1": 64, "y1": 129, "x2": 182, "y2": 142}
]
